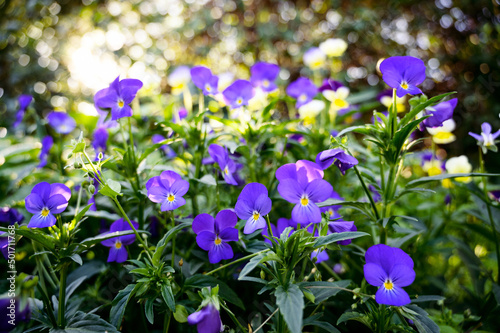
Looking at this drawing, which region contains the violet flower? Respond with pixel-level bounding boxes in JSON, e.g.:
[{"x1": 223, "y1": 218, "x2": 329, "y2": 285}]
[
  {"x1": 0, "y1": 297, "x2": 30, "y2": 331},
  {"x1": 47, "y1": 112, "x2": 76, "y2": 134},
  {"x1": 24, "y1": 182, "x2": 71, "y2": 228},
  {"x1": 100, "y1": 218, "x2": 139, "y2": 263},
  {"x1": 146, "y1": 170, "x2": 189, "y2": 211},
  {"x1": 328, "y1": 220, "x2": 357, "y2": 245},
  {"x1": 208, "y1": 144, "x2": 238, "y2": 185},
  {"x1": 315, "y1": 148, "x2": 358, "y2": 175},
  {"x1": 13, "y1": 94, "x2": 33, "y2": 128},
  {"x1": 286, "y1": 77, "x2": 318, "y2": 108},
  {"x1": 94, "y1": 76, "x2": 143, "y2": 120},
  {"x1": 191, "y1": 66, "x2": 219, "y2": 95},
  {"x1": 422, "y1": 98, "x2": 457, "y2": 128},
  {"x1": 0, "y1": 207, "x2": 24, "y2": 259},
  {"x1": 192, "y1": 210, "x2": 239, "y2": 264},
  {"x1": 222, "y1": 80, "x2": 255, "y2": 109},
  {"x1": 363, "y1": 244, "x2": 415, "y2": 306},
  {"x1": 490, "y1": 190, "x2": 500, "y2": 202},
  {"x1": 250, "y1": 62, "x2": 280, "y2": 92},
  {"x1": 38, "y1": 135, "x2": 53, "y2": 168},
  {"x1": 92, "y1": 127, "x2": 108, "y2": 160},
  {"x1": 235, "y1": 183, "x2": 272, "y2": 234},
  {"x1": 469, "y1": 122, "x2": 500, "y2": 153},
  {"x1": 276, "y1": 161, "x2": 332, "y2": 224},
  {"x1": 152, "y1": 134, "x2": 176, "y2": 158},
  {"x1": 380, "y1": 56, "x2": 426, "y2": 98},
  {"x1": 187, "y1": 303, "x2": 224, "y2": 333},
  {"x1": 311, "y1": 249, "x2": 329, "y2": 263}
]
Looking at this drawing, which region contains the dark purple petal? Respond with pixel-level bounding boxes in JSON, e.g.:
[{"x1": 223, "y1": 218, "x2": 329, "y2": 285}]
[
  {"x1": 214, "y1": 209, "x2": 238, "y2": 233},
  {"x1": 364, "y1": 263, "x2": 387, "y2": 286},
  {"x1": 94, "y1": 87, "x2": 118, "y2": 109},
  {"x1": 311, "y1": 249, "x2": 329, "y2": 263},
  {"x1": 0, "y1": 207, "x2": 24, "y2": 224},
  {"x1": 275, "y1": 163, "x2": 298, "y2": 182},
  {"x1": 380, "y1": 56, "x2": 426, "y2": 95},
  {"x1": 365, "y1": 244, "x2": 414, "y2": 276},
  {"x1": 390, "y1": 264, "x2": 416, "y2": 287},
  {"x1": 28, "y1": 212, "x2": 56, "y2": 228},
  {"x1": 209, "y1": 242, "x2": 233, "y2": 263},
  {"x1": 111, "y1": 104, "x2": 133, "y2": 120},
  {"x1": 277, "y1": 218, "x2": 294, "y2": 234},
  {"x1": 188, "y1": 304, "x2": 223, "y2": 333},
  {"x1": 120, "y1": 78, "x2": 143, "y2": 104},
  {"x1": 315, "y1": 148, "x2": 345, "y2": 170},
  {"x1": 423, "y1": 98, "x2": 457, "y2": 128},
  {"x1": 292, "y1": 202, "x2": 322, "y2": 224},
  {"x1": 305, "y1": 179, "x2": 333, "y2": 203},
  {"x1": 31, "y1": 182, "x2": 51, "y2": 202},
  {"x1": 234, "y1": 199, "x2": 253, "y2": 220},
  {"x1": 192, "y1": 214, "x2": 215, "y2": 234},
  {"x1": 208, "y1": 144, "x2": 227, "y2": 167},
  {"x1": 38, "y1": 135, "x2": 54, "y2": 168},
  {"x1": 277, "y1": 179, "x2": 302, "y2": 204},
  {"x1": 191, "y1": 66, "x2": 219, "y2": 95},
  {"x1": 286, "y1": 77, "x2": 318, "y2": 108},
  {"x1": 237, "y1": 182, "x2": 268, "y2": 205},
  {"x1": 250, "y1": 62, "x2": 280, "y2": 92},
  {"x1": 46, "y1": 194, "x2": 68, "y2": 214},
  {"x1": 219, "y1": 228, "x2": 239, "y2": 242},
  {"x1": 160, "y1": 170, "x2": 184, "y2": 188},
  {"x1": 254, "y1": 194, "x2": 272, "y2": 216},
  {"x1": 25, "y1": 193, "x2": 44, "y2": 214},
  {"x1": 196, "y1": 231, "x2": 216, "y2": 251},
  {"x1": 375, "y1": 285, "x2": 411, "y2": 307},
  {"x1": 170, "y1": 179, "x2": 190, "y2": 197},
  {"x1": 261, "y1": 223, "x2": 278, "y2": 244}
]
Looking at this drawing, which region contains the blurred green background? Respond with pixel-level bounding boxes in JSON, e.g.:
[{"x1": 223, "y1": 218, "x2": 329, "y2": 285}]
[{"x1": 1, "y1": 0, "x2": 500, "y2": 168}]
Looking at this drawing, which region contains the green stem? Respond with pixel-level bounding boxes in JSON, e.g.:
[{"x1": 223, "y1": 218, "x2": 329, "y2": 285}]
[
  {"x1": 320, "y1": 261, "x2": 342, "y2": 281},
  {"x1": 170, "y1": 211, "x2": 176, "y2": 268},
  {"x1": 58, "y1": 265, "x2": 68, "y2": 328},
  {"x1": 220, "y1": 302, "x2": 248, "y2": 333},
  {"x1": 479, "y1": 147, "x2": 500, "y2": 284},
  {"x1": 352, "y1": 164, "x2": 380, "y2": 221},
  {"x1": 390, "y1": 88, "x2": 397, "y2": 139},
  {"x1": 112, "y1": 197, "x2": 154, "y2": 262},
  {"x1": 205, "y1": 249, "x2": 270, "y2": 276},
  {"x1": 164, "y1": 309, "x2": 171, "y2": 333},
  {"x1": 215, "y1": 170, "x2": 220, "y2": 211}
]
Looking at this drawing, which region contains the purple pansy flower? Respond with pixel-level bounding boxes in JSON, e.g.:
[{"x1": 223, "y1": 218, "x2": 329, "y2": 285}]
[
  {"x1": 262, "y1": 218, "x2": 295, "y2": 244},
  {"x1": 152, "y1": 134, "x2": 176, "y2": 158},
  {"x1": 422, "y1": 98, "x2": 457, "y2": 128},
  {"x1": 328, "y1": 220, "x2": 357, "y2": 245},
  {"x1": 13, "y1": 94, "x2": 33, "y2": 128},
  {"x1": 146, "y1": 171, "x2": 189, "y2": 211},
  {"x1": 311, "y1": 249, "x2": 329, "y2": 263},
  {"x1": 94, "y1": 76, "x2": 143, "y2": 120},
  {"x1": 276, "y1": 161, "x2": 333, "y2": 224},
  {"x1": 0, "y1": 207, "x2": 24, "y2": 259},
  {"x1": 208, "y1": 144, "x2": 238, "y2": 185},
  {"x1": 192, "y1": 210, "x2": 239, "y2": 264},
  {"x1": 319, "y1": 79, "x2": 344, "y2": 93},
  {"x1": 47, "y1": 112, "x2": 76, "y2": 134},
  {"x1": 0, "y1": 297, "x2": 30, "y2": 331},
  {"x1": 187, "y1": 303, "x2": 224, "y2": 333},
  {"x1": 38, "y1": 135, "x2": 53, "y2": 168},
  {"x1": 222, "y1": 80, "x2": 255, "y2": 109},
  {"x1": 173, "y1": 108, "x2": 188, "y2": 123},
  {"x1": 24, "y1": 182, "x2": 71, "y2": 228},
  {"x1": 315, "y1": 148, "x2": 358, "y2": 175},
  {"x1": 320, "y1": 191, "x2": 343, "y2": 219},
  {"x1": 490, "y1": 190, "x2": 500, "y2": 202},
  {"x1": 250, "y1": 62, "x2": 280, "y2": 92},
  {"x1": 286, "y1": 77, "x2": 318, "y2": 108},
  {"x1": 100, "y1": 218, "x2": 139, "y2": 263},
  {"x1": 191, "y1": 66, "x2": 219, "y2": 95},
  {"x1": 363, "y1": 244, "x2": 415, "y2": 306},
  {"x1": 380, "y1": 56, "x2": 426, "y2": 98},
  {"x1": 235, "y1": 183, "x2": 272, "y2": 234},
  {"x1": 469, "y1": 122, "x2": 500, "y2": 153}
]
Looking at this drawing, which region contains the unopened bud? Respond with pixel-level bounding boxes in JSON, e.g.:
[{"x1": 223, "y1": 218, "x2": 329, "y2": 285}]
[
  {"x1": 67, "y1": 153, "x2": 73, "y2": 159},
  {"x1": 260, "y1": 269, "x2": 266, "y2": 280},
  {"x1": 88, "y1": 185, "x2": 95, "y2": 195},
  {"x1": 98, "y1": 152, "x2": 104, "y2": 160},
  {"x1": 314, "y1": 269, "x2": 322, "y2": 281},
  {"x1": 179, "y1": 258, "x2": 183, "y2": 267},
  {"x1": 74, "y1": 161, "x2": 82, "y2": 169}
]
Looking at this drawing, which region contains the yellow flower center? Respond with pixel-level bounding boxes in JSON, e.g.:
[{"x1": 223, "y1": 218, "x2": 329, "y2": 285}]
[
  {"x1": 167, "y1": 194, "x2": 175, "y2": 202},
  {"x1": 299, "y1": 94, "x2": 307, "y2": 102},
  {"x1": 118, "y1": 100, "x2": 125, "y2": 108},
  {"x1": 214, "y1": 237, "x2": 222, "y2": 245},
  {"x1": 428, "y1": 166, "x2": 442, "y2": 176},
  {"x1": 205, "y1": 84, "x2": 211, "y2": 92},
  {"x1": 328, "y1": 209, "x2": 334, "y2": 216},
  {"x1": 400, "y1": 82, "x2": 409, "y2": 90},
  {"x1": 237, "y1": 98, "x2": 243, "y2": 105},
  {"x1": 300, "y1": 196, "x2": 309, "y2": 206},
  {"x1": 253, "y1": 212, "x2": 260, "y2": 221},
  {"x1": 334, "y1": 99, "x2": 348, "y2": 108},
  {"x1": 115, "y1": 241, "x2": 122, "y2": 249},
  {"x1": 384, "y1": 280, "x2": 394, "y2": 290},
  {"x1": 41, "y1": 208, "x2": 50, "y2": 217},
  {"x1": 262, "y1": 80, "x2": 269, "y2": 87},
  {"x1": 224, "y1": 166, "x2": 229, "y2": 175}
]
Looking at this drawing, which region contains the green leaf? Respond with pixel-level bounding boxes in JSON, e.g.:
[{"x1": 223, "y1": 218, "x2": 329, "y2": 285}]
[
  {"x1": 73, "y1": 204, "x2": 93, "y2": 224},
  {"x1": 313, "y1": 232, "x2": 369, "y2": 248},
  {"x1": 110, "y1": 284, "x2": 137, "y2": 328},
  {"x1": 238, "y1": 253, "x2": 266, "y2": 280},
  {"x1": 161, "y1": 283, "x2": 176, "y2": 312},
  {"x1": 411, "y1": 295, "x2": 445, "y2": 303},
  {"x1": 316, "y1": 199, "x2": 375, "y2": 220},
  {"x1": 337, "y1": 125, "x2": 376, "y2": 138},
  {"x1": 153, "y1": 221, "x2": 192, "y2": 265},
  {"x1": 3, "y1": 225, "x2": 56, "y2": 251},
  {"x1": 299, "y1": 280, "x2": 351, "y2": 303},
  {"x1": 389, "y1": 116, "x2": 428, "y2": 163},
  {"x1": 337, "y1": 311, "x2": 369, "y2": 326},
  {"x1": 173, "y1": 305, "x2": 189, "y2": 323},
  {"x1": 306, "y1": 320, "x2": 341, "y2": 333},
  {"x1": 50, "y1": 311, "x2": 119, "y2": 333},
  {"x1": 184, "y1": 275, "x2": 245, "y2": 310},
  {"x1": 80, "y1": 230, "x2": 135, "y2": 249},
  {"x1": 406, "y1": 173, "x2": 500, "y2": 188},
  {"x1": 402, "y1": 305, "x2": 440, "y2": 333},
  {"x1": 400, "y1": 92, "x2": 456, "y2": 127},
  {"x1": 138, "y1": 137, "x2": 182, "y2": 163},
  {"x1": 99, "y1": 179, "x2": 122, "y2": 199},
  {"x1": 145, "y1": 298, "x2": 154, "y2": 324},
  {"x1": 275, "y1": 284, "x2": 304, "y2": 333},
  {"x1": 194, "y1": 174, "x2": 217, "y2": 186},
  {"x1": 70, "y1": 254, "x2": 83, "y2": 266}
]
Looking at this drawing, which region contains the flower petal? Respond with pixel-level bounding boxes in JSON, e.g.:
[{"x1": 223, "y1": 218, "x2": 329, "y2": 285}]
[
  {"x1": 363, "y1": 263, "x2": 387, "y2": 287},
  {"x1": 192, "y1": 214, "x2": 215, "y2": 234},
  {"x1": 45, "y1": 194, "x2": 68, "y2": 214},
  {"x1": 215, "y1": 209, "x2": 238, "y2": 232},
  {"x1": 277, "y1": 179, "x2": 302, "y2": 204},
  {"x1": 390, "y1": 264, "x2": 416, "y2": 287},
  {"x1": 209, "y1": 242, "x2": 233, "y2": 263},
  {"x1": 292, "y1": 202, "x2": 322, "y2": 224},
  {"x1": 375, "y1": 285, "x2": 411, "y2": 307},
  {"x1": 25, "y1": 193, "x2": 44, "y2": 214},
  {"x1": 305, "y1": 179, "x2": 333, "y2": 203},
  {"x1": 196, "y1": 231, "x2": 216, "y2": 251}
]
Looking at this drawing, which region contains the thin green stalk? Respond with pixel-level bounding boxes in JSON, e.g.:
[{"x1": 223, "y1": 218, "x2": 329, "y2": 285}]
[
  {"x1": 220, "y1": 302, "x2": 248, "y2": 333},
  {"x1": 320, "y1": 261, "x2": 342, "y2": 281},
  {"x1": 164, "y1": 309, "x2": 171, "y2": 333},
  {"x1": 199, "y1": 92, "x2": 204, "y2": 114},
  {"x1": 112, "y1": 197, "x2": 154, "y2": 262},
  {"x1": 390, "y1": 88, "x2": 397, "y2": 139},
  {"x1": 352, "y1": 165, "x2": 380, "y2": 221},
  {"x1": 254, "y1": 308, "x2": 278, "y2": 333},
  {"x1": 170, "y1": 211, "x2": 176, "y2": 268},
  {"x1": 205, "y1": 249, "x2": 270, "y2": 276},
  {"x1": 215, "y1": 170, "x2": 220, "y2": 211},
  {"x1": 58, "y1": 265, "x2": 68, "y2": 328},
  {"x1": 479, "y1": 147, "x2": 500, "y2": 284}
]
